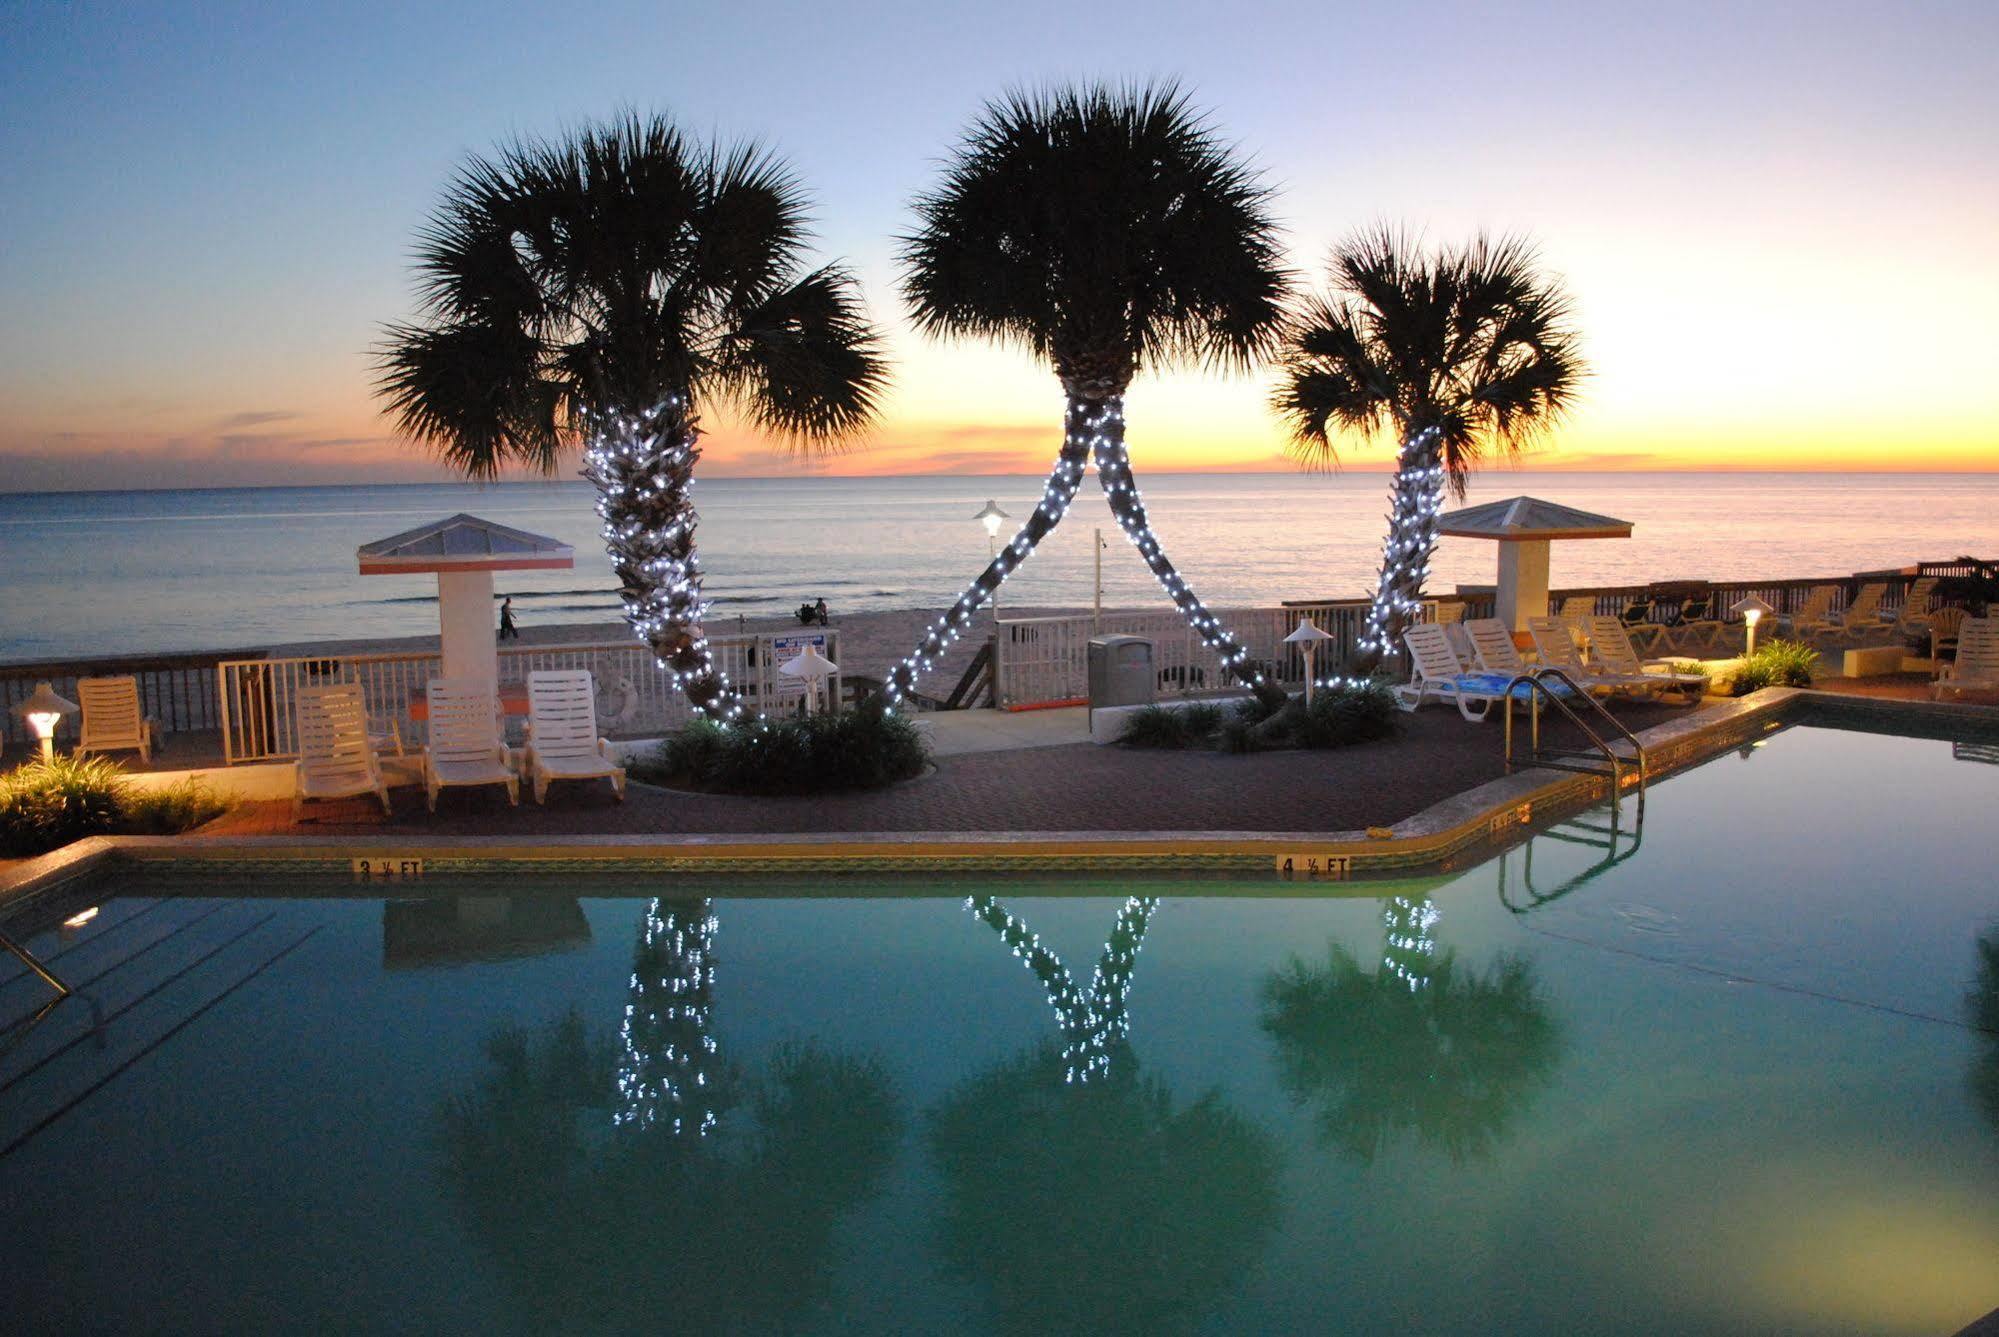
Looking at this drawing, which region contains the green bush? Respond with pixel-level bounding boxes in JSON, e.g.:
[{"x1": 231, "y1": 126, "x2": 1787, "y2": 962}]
[
  {"x1": 121, "y1": 778, "x2": 230, "y2": 835},
  {"x1": 1294, "y1": 680, "x2": 1400, "y2": 750},
  {"x1": 1216, "y1": 717, "x2": 1267, "y2": 754},
  {"x1": 634, "y1": 709, "x2": 930, "y2": 796},
  {"x1": 0, "y1": 754, "x2": 128, "y2": 857},
  {"x1": 1664, "y1": 661, "x2": 1712, "y2": 696},
  {"x1": 1730, "y1": 639, "x2": 1818, "y2": 695},
  {"x1": 1177, "y1": 703, "x2": 1225, "y2": 738},
  {"x1": 1117, "y1": 703, "x2": 1227, "y2": 749}
]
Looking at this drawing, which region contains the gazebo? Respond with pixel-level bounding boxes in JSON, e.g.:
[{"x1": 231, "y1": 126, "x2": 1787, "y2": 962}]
[
  {"x1": 357, "y1": 514, "x2": 574, "y2": 694},
  {"x1": 1438, "y1": 496, "x2": 1633, "y2": 631}
]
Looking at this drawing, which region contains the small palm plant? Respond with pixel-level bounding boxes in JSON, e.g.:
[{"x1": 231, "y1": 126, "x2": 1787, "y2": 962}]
[
  {"x1": 886, "y1": 82, "x2": 1292, "y2": 711},
  {"x1": 1275, "y1": 230, "x2": 1583, "y2": 667},
  {"x1": 378, "y1": 114, "x2": 887, "y2": 721}
]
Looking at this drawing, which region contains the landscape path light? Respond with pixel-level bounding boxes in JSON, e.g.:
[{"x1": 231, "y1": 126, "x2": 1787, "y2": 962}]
[
  {"x1": 1732, "y1": 594, "x2": 1775, "y2": 655},
  {"x1": 778, "y1": 642, "x2": 840, "y2": 715},
  {"x1": 1284, "y1": 619, "x2": 1336, "y2": 706},
  {"x1": 973, "y1": 500, "x2": 1009, "y2": 616},
  {"x1": 16, "y1": 682, "x2": 79, "y2": 762}
]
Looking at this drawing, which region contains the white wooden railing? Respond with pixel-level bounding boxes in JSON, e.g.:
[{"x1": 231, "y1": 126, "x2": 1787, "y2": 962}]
[
  {"x1": 991, "y1": 600, "x2": 1472, "y2": 709},
  {"x1": 216, "y1": 631, "x2": 840, "y2": 764}
]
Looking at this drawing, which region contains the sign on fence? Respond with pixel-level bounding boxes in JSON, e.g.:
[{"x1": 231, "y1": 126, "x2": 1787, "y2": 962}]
[{"x1": 769, "y1": 632, "x2": 833, "y2": 699}]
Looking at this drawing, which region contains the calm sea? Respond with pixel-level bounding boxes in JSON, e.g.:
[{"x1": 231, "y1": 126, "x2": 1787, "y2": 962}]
[{"x1": 1, "y1": 473, "x2": 1993, "y2": 662}]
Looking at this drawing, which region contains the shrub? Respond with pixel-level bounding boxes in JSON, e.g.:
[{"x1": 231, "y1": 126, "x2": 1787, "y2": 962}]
[
  {"x1": 1216, "y1": 717, "x2": 1267, "y2": 754},
  {"x1": 121, "y1": 778, "x2": 230, "y2": 835},
  {"x1": 1117, "y1": 705, "x2": 1195, "y2": 749},
  {"x1": 1294, "y1": 680, "x2": 1400, "y2": 750},
  {"x1": 1730, "y1": 639, "x2": 1818, "y2": 696},
  {"x1": 1176, "y1": 703, "x2": 1225, "y2": 738},
  {"x1": 0, "y1": 754, "x2": 128, "y2": 857},
  {"x1": 634, "y1": 709, "x2": 930, "y2": 796}
]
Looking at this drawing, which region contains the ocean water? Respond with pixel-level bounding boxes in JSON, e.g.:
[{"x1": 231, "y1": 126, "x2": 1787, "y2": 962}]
[{"x1": 0, "y1": 472, "x2": 1993, "y2": 662}]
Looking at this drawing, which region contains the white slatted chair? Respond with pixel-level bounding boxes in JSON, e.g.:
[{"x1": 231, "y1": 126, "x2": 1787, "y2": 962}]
[
  {"x1": 1780, "y1": 586, "x2": 1840, "y2": 638},
  {"x1": 1935, "y1": 617, "x2": 1999, "y2": 701},
  {"x1": 1826, "y1": 582, "x2": 1888, "y2": 640},
  {"x1": 1394, "y1": 624, "x2": 1504, "y2": 722},
  {"x1": 1585, "y1": 617, "x2": 1707, "y2": 704},
  {"x1": 294, "y1": 683, "x2": 390, "y2": 819},
  {"x1": 421, "y1": 679, "x2": 518, "y2": 812},
  {"x1": 522, "y1": 670, "x2": 626, "y2": 804},
  {"x1": 1895, "y1": 577, "x2": 1940, "y2": 636},
  {"x1": 1527, "y1": 617, "x2": 1662, "y2": 698},
  {"x1": 76, "y1": 675, "x2": 160, "y2": 763},
  {"x1": 1463, "y1": 619, "x2": 1531, "y2": 676}
]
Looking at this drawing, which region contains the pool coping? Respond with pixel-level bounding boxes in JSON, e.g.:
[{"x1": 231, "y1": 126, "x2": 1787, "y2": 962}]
[{"x1": 5, "y1": 688, "x2": 1995, "y2": 906}]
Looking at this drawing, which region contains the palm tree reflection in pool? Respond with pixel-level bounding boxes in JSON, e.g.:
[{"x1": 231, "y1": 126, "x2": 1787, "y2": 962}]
[
  {"x1": 930, "y1": 894, "x2": 1281, "y2": 1333},
  {"x1": 438, "y1": 897, "x2": 901, "y2": 1330},
  {"x1": 1261, "y1": 895, "x2": 1563, "y2": 1165},
  {"x1": 1970, "y1": 929, "x2": 1999, "y2": 1134}
]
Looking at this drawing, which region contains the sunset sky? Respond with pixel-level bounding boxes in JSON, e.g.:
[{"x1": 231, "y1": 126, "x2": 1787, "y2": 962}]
[{"x1": 2, "y1": 0, "x2": 1995, "y2": 492}]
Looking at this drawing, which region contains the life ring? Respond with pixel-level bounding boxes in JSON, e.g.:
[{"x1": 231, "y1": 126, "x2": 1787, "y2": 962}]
[{"x1": 596, "y1": 674, "x2": 640, "y2": 727}]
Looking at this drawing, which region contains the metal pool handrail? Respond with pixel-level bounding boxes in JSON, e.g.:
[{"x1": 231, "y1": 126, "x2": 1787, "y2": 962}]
[{"x1": 1501, "y1": 668, "x2": 1648, "y2": 813}]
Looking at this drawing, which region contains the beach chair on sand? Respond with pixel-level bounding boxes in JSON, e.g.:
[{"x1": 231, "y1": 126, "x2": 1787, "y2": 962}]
[
  {"x1": 1935, "y1": 617, "x2": 1999, "y2": 701},
  {"x1": 294, "y1": 683, "x2": 391, "y2": 820},
  {"x1": 1585, "y1": 617, "x2": 1708, "y2": 705},
  {"x1": 422, "y1": 679, "x2": 518, "y2": 812},
  {"x1": 522, "y1": 670, "x2": 626, "y2": 805},
  {"x1": 1528, "y1": 617, "x2": 1664, "y2": 698},
  {"x1": 76, "y1": 675, "x2": 161, "y2": 763}
]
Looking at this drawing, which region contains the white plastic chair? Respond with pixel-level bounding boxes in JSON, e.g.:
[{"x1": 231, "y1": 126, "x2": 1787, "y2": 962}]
[
  {"x1": 1585, "y1": 617, "x2": 1707, "y2": 705},
  {"x1": 1463, "y1": 618, "x2": 1531, "y2": 677},
  {"x1": 1936, "y1": 617, "x2": 1999, "y2": 701},
  {"x1": 1527, "y1": 617, "x2": 1662, "y2": 698},
  {"x1": 1895, "y1": 577, "x2": 1940, "y2": 636},
  {"x1": 421, "y1": 679, "x2": 518, "y2": 812},
  {"x1": 1826, "y1": 583, "x2": 1888, "y2": 640},
  {"x1": 1780, "y1": 586, "x2": 1840, "y2": 638},
  {"x1": 294, "y1": 683, "x2": 390, "y2": 819},
  {"x1": 76, "y1": 675, "x2": 160, "y2": 763},
  {"x1": 1395, "y1": 624, "x2": 1504, "y2": 722},
  {"x1": 522, "y1": 670, "x2": 626, "y2": 804}
]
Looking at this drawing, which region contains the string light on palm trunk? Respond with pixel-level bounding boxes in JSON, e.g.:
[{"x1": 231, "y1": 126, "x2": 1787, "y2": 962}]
[
  {"x1": 615, "y1": 898, "x2": 722, "y2": 1136},
  {"x1": 1356, "y1": 427, "x2": 1447, "y2": 659},
  {"x1": 581, "y1": 396, "x2": 749, "y2": 725},
  {"x1": 967, "y1": 892, "x2": 1158, "y2": 1084}
]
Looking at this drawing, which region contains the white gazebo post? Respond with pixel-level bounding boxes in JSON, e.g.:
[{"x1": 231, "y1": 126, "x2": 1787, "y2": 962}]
[
  {"x1": 358, "y1": 514, "x2": 576, "y2": 696},
  {"x1": 1438, "y1": 497, "x2": 1635, "y2": 633},
  {"x1": 974, "y1": 500, "x2": 1009, "y2": 617},
  {"x1": 779, "y1": 642, "x2": 839, "y2": 715},
  {"x1": 1283, "y1": 618, "x2": 1336, "y2": 705}
]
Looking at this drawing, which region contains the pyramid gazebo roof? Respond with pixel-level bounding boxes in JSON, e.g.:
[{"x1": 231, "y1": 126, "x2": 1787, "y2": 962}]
[
  {"x1": 357, "y1": 513, "x2": 574, "y2": 574},
  {"x1": 1437, "y1": 496, "x2": 1633, "y2": 542}
]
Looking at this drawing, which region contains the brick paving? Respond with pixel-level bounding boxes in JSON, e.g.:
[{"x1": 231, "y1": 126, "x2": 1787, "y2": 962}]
[{"x1": 202, "y1": 699, "x2": 1689, "y2": 838}]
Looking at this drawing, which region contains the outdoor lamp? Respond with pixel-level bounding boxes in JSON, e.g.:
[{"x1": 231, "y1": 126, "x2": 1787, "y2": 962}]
[
  {"x1": 974, "y1": 499, "x2": 1010, "y2": 613},
  {"x1": 778, "y1": 643, "x2": 840, "y2": 716},
  {"x1": 1283, "y1": 618, "x2": 1336, "y2": 706},
  {"x1": 16, "y1": 681, "x2": 79, "y2": 762},
  {"x1": 1731, "y1": 594, "x2": 1775, "y2": 655}
]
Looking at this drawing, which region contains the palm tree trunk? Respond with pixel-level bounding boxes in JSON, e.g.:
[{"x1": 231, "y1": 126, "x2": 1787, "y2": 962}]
[
  {"x1": 1092, "y1": 400, "x2": 1289, "y2": 712},
  {"x1": 1380, "y1": 895, "x2": 1439, "y2": 992},
  {"x1": 879, "y1": 400, "x2": 1094, "y2": 707},
  {"x1": 1355, "y1": 426, "x2": 1447, "y2": 672},
  {"x1": 582, "y1": 398, "x2": 746, "y2": 722},
  {"x1": 615, "y1": 896, "x2": 722, "y2": 1135}
]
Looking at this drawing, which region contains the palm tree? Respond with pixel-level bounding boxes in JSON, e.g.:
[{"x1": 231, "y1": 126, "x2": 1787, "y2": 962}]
[
  {"x1": 1274, "y1": 230, "x2": 1583, "y2": 667},
  {"x1": 1260, "y1": 895, "x2": 1564, "y2": 1165},
  {"x1": 378, "y1": 113, "x2": 887, "y2": 721},
  {"x1": 885, "y1": 82, "x2": 1292, "y2": 712}
]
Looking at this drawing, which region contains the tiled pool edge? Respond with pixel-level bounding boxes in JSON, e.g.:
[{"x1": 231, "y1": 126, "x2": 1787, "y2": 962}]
[{"x1": 12, "y1": 687, "x2": 1974, "y2": 901}]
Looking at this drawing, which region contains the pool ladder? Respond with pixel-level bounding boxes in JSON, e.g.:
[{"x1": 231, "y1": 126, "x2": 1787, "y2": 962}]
[
  {"x1": 1498, "y1": 799, "x2": 1645, "y2": 913},
  {"x1": 1501, "y1": 668, "x2": 1648, "y2": 813}
]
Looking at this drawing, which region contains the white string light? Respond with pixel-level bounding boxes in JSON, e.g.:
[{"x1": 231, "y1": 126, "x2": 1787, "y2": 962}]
[
  {"x1": 1355, "y1": 427, "x2": 1447, "y2": 661},
  {"x1": 968, "y1": 893, "x2": 1157, "y2": 1084},
  {"x1": 615, "y1": 897, "x2": 722, "y2": 1136}
]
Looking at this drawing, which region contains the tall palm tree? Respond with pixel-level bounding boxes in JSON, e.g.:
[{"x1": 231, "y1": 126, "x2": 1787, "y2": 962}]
[
  {"x1": 378, "y1": 113, "x2": 887, "y2": 721},
  {"x1": 1275, "y1": 230, "x2": 1583, "y2": 667},
  {"x1": 885, "y1": 82, "x2": 1292, "y2": 712}
]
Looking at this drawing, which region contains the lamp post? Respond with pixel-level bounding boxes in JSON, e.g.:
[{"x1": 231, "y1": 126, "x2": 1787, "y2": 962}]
[
  {"x1": 1731, "y1": 594, "x2": 1774, "y2": 656},
  {"x1": 778, "y1": 643, "x2": 840, "y2": 716},
  {"x1": 1283, "y1": 619, "x2": 1336, "y2": 706},
  {"x1": 15, "y1": 682, "x2": 79, "y2": 763},
  {"x1": 974, "y1": 500, "x2": 1009, "y2": 616}
]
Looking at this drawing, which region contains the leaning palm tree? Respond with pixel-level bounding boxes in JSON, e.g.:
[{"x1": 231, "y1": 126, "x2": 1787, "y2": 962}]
[
  {"x1": 884, "y1": 82, "x2": 1292, "y2": 712},
  {"x1": 1275, "y1": 230, "x2": 1583, "y2": 667},
  {"x1": 378, "y1": 113, "x2": 887, "y2": 721}
]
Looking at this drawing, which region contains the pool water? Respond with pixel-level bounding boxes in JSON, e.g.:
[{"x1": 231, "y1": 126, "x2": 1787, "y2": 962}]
[{"x1": 2, "y1": 723, "x2": 1997, "y2": 1334}]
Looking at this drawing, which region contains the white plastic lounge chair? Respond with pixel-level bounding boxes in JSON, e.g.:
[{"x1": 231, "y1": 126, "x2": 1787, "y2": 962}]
[
  {"x1": 1895, "y1": 577, "x2": 1940, "y2": 636},
  {"x1": 522, "y1": 670, "x2": 626, "y2": 804},
  {"x1": 421, "y1": 679, "x2": 518, "y2": 812},
  {"x1": 1935, "y1": 617, "x2": 1999, "y2": 701},
  {"x1": 1527, "y1": 617, "x2": 1663, "y2": 698},
  {"x1": 1929, "y1": 606, "x2": 1968, "y2": 672},
  {"x1": 75, "y1": 675, "x2": 160, "y2": 763},
  {"x1": 1780, "y1": 586, "x2": 1840, "y2": 638},
  {"x1": 294, "y1": 683, "x2": 391, "y2": 819},
  {"x1": 1464, "y1": 619, "x2": 1532, "y2": 676},
  {"x1": 1826, "y1": 583, "x2": 1887, "y2": 640},
  {"x1": 1585, "y1": 617, "x2": 1707, "y2": 705},
  {"x1": 1662, "y1": 592, "x2": 1724, "y2": 654},
  {"x1": 1395, "y1": 624, "x2": 1505, "y2": 721}
]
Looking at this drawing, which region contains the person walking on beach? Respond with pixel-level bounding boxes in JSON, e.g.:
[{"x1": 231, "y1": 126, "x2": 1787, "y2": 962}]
[{"x1": 498, "y1": 596, "x2": 519, "y2": 641}]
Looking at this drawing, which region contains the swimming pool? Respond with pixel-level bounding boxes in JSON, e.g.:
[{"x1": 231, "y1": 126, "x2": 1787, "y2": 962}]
[{"x1": 2, "y1": 720, "x2": 1996, "y2": 1334}]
